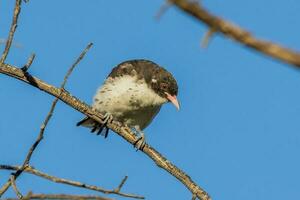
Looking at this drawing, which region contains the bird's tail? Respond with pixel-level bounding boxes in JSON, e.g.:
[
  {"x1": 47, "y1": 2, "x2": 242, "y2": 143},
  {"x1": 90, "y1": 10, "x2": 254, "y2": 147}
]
[
  {"x1": 76, "y1": 117, "x2": 110, "y2": 138},
  {"x1": 76, "y1": 117, "x2": 96, "y2": 128}
]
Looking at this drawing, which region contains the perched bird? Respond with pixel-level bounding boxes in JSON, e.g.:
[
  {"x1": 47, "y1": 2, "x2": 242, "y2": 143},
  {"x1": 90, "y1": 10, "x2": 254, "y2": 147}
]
[{"x1": 77, "y1": 59, "x2": 179, "y2": 149}]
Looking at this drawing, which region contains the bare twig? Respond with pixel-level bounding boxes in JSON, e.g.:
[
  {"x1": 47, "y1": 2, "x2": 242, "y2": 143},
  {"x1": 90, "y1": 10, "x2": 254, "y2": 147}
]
[
  {"x1": 0, "y1": 62, "x2": 211, "y2": 200},
  {"x1": 0, "y1": 0, "x2": 22, "y2": 64},
  {"x1": 21, "y1": 53, "x2": 36, "y2": 72},
  {"x1": 115, "y1": 176, "x2": 128, "y2": 193},
  {"x1": 61, "y1": 42, "x2": 93, "y2": 88},
  {"x1": 170, "y1": 0, "x2": 300, "y2": 68},
  {"x1": 0, "y1": 165, "x2": 144, "y2": 199},
  {"x1": 0, "y1": 43, "x2": 93, "y2": 198},
  {"x1": 10, "y1": 175, "x2": 23, "y2": 199},
  {"x1": 23, "y1": 194, "x2": 112, "y2": 200},
  {"x1": 6, "y1": 192, "x2": 112, "y2": 200}
]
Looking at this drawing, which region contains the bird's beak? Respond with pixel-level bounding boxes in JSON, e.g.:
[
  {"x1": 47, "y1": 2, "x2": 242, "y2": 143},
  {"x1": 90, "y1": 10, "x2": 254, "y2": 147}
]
[{"x1": 165, "y1": 92, "x2": 180, "y2": 110}]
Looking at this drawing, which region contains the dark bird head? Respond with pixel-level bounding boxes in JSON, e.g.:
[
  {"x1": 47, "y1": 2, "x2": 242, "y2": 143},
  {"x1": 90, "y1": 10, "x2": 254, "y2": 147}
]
[{"x1": 149, "y1": 65, "x2": 180, "y2": 110}]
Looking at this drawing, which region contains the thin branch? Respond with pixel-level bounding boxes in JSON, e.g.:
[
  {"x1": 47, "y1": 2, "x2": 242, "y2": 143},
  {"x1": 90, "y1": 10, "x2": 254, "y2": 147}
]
[
  {"x1": 21, "y1": 53, "x2": 36, "y2": 72},
  {"x1": 10, "y1": 175, "x2": 23, "y2": 199},
  {"x1": 0, "y1": 0, "x2": 22, "y2": 64},
  {"x1": 61, "y1": 42, "x2": 93, "y2": 89},
  {"x1": 0, "y1": 165, "x2": 144, "y2": 199},
  {"x1": 0, "y1": 62, "x2": 211, "y2": 200},
  {"x1": 6, "y1": 192, "x2": 112, "y2": 200},
  {"x1": 170, "y1": 0, "x2": 300, "y2": 68},
  {"x1": 0, "y1": 43, "x2": 93, "y2": 198},
  {"x1": 23, "y1": 194, "x2": 112, "y2": 200},
  {"x1": 115, "y1": 176, "x2": 128, "y2": 193}
]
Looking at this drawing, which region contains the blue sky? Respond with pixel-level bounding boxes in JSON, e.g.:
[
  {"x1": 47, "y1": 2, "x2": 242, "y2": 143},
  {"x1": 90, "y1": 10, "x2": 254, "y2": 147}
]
[{"x1": 1, "y1": 0, "x2": 300, "y2": 199}]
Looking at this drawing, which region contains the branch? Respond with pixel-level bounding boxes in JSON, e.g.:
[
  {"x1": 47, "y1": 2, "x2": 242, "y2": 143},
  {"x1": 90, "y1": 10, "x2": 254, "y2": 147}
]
[
  {"x1": 6, "y1": 192, "x2": 112, "y2": 200},
  {"x1": 0, "y1": 0, "x2": 22, "y2": 63},
  {"x1": 9, "y1": 175, "x2": 22, "y2": 199},
  {"x1": 0, "y1": 62, "x2": 210, "y2": 200},
  {"x1": 21, "y1": 53, "x2": 36, "y2": 72},
  {"x1": 23, "y1": 194, "x2": 112, "y2": 200},
  {"x1": 0, "y1": 165, "x2": 144, "y2": 199},
  {"x1": 0, "y1": 43, "x2": 93, "y2": 197},
  {"x1": 170, "y1": 0, "x2": 300, "y2": 68}
]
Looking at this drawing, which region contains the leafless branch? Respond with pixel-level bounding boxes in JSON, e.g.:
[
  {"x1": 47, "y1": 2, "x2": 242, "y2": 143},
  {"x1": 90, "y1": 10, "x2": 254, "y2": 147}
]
[
  {"x1": 9, "y1": 175, "x2": 22, "y2": 199},
  {"x1": 169, "y1": 0, "x2": 300, "y2": 68},
  {"x1": 0, "y1": 62, "x2": 211, "y2": 200},
  {"x1": 6, "y1": 192, "x2": 112, "y2": 200},
  {"x1": 0, "y1": 165, "x2": 144, "y2": 199},
  {"x1": 61, "y1": 42, "x2": 93, "y2": 89},
  {"x1": 0, "y1": 43, "x2": 93, "y2": 197},
  {"x1": 21, "y1": 53, "x2": 36, "y2": 72},
  {"x1": 0, "y1": 0, "x2": 22, "y2": 63},
  {"x1": 115, "y1": 176, "x2": 128, "y2": 193}
]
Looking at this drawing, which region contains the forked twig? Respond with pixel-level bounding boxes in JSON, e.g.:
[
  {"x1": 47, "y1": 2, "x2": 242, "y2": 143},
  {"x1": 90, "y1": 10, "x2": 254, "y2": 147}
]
[
  {"x1": 9, "y1": 175, "x2": 22, "y2": 199},
  {"x1": 0, "y1": 165, "x2": 144, "y2": 199}
]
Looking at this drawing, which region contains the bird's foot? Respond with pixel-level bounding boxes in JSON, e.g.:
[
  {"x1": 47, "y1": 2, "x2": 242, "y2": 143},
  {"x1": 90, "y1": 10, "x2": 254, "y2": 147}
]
[
  {"x1": 134, "y1": 131, "x2": 146, "y2": 151},
  {"x1": 91, "y1": 113, "x2": 113, "y2": 138}
]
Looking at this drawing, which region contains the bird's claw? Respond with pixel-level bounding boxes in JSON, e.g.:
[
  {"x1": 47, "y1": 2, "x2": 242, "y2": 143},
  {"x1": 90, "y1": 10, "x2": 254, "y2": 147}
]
[
  {"x1": 91, "y1": 113, "x2": 113, "y2": 138},
  {"x1": 133, "y1": 131, "x2": 146, "y2": 151}
]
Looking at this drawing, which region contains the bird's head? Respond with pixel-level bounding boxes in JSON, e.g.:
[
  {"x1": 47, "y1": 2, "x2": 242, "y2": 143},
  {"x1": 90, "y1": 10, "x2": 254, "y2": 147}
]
[{"x1": 150, "y1": 68, "x2": 180, "y2": 110}]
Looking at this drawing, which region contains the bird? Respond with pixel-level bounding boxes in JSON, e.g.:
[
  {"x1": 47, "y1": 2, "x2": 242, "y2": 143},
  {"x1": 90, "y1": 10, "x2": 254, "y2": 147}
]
[{"x1": 77, "y1": 59, "x2": 179, "y2": 150}]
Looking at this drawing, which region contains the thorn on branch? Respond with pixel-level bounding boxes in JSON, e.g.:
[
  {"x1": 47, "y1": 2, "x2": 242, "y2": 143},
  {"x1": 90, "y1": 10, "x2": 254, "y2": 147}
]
[
  {"x1": 201, "y1": 28, "x2": 216, "y2": 48},
  {"x1": 21, "y1": 53, "x2": 35, "y2": 72},
  {"x1": 192, "y1": 193, "x2": 197, "y2": 200},
  {"x1": 155, "y1": 0, "x2": 172, "y2": 20}
]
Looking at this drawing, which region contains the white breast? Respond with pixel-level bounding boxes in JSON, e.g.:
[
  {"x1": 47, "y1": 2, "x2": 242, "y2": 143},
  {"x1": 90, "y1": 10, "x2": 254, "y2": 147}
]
[{"x1": 92, "y1": 75, "x2": 167, "y2": 130}]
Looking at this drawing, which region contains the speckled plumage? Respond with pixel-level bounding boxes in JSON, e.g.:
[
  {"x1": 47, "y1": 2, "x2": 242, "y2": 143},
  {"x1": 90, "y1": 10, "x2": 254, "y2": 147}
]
[{"x1": 92, "y1": 74, "x2": 166, "y2": 130}]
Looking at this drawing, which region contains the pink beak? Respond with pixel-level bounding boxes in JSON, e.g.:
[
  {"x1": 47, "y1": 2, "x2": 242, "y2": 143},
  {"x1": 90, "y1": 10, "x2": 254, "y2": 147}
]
[{"x1": 165, "y1": 92, "x2": 180, "y2": 110}]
